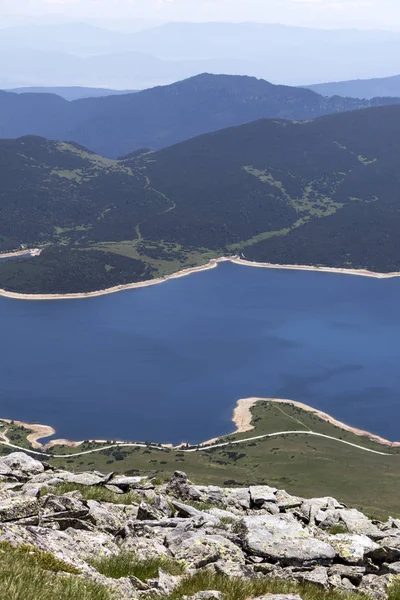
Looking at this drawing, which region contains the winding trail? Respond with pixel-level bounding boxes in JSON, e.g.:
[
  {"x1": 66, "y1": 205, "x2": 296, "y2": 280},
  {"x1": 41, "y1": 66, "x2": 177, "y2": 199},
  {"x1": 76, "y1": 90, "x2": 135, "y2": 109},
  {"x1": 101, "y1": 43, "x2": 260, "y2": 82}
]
[{"x1": 0, "y1": 429, "x2": 393, "y2": 459}]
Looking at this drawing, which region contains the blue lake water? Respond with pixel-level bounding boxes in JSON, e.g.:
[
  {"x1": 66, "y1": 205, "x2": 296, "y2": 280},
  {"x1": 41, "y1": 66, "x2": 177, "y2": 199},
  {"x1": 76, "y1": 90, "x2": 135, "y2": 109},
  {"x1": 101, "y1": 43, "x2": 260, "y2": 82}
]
[{"x1": 0, "y1": 261, "x2": 399, "y2": 445}]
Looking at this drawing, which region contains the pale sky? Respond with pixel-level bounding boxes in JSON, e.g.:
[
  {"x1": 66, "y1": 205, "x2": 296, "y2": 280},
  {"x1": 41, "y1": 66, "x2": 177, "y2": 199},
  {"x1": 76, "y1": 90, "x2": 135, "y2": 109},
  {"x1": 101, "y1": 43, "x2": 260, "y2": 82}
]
[{"x1": 2, "y1": 0, "x2": 400, "y2": 31}]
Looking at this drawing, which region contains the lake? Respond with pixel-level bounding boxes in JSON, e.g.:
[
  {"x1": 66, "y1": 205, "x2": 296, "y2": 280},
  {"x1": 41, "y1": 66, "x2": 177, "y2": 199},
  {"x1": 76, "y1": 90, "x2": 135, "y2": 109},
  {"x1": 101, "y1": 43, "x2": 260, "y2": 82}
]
[{"x1": 0, "y1": 261, "x2": 399, "y2": 445}]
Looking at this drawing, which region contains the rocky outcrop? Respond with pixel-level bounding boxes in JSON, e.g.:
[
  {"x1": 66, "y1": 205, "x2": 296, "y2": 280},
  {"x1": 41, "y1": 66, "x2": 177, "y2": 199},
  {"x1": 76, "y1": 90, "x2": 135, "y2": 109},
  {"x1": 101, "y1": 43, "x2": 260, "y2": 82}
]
[{"x1": 0, "y1": 453, "x2": 399, "y2": 599}]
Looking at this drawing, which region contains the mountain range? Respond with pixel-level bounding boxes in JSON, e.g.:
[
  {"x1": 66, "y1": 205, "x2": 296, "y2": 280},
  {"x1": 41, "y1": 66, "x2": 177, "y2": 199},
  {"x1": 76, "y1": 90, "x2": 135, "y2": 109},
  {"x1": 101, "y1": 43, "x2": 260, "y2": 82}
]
[
  {"x1": 1, "y1": 104, "x2": 400, "y2": 293},
  {"x1": 2, "y1": 73, "x2": 400, "y2": 158},
  {"x1": 7, "y1": 87, "x2": 137, "y2": 101},
  {"x1": 307, "y1": 74, "x2": 400, "y2": 100},
  {"x1": 3, "y1": 21, "x2": 400, "y2": 88}
]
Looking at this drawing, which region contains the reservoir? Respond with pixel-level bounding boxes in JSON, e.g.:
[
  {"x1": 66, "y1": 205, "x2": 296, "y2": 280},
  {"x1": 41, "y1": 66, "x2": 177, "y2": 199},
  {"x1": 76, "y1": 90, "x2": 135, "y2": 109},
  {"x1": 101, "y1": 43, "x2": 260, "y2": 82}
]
[{"x1": 0, "y1": 261, "x2": 399, "y2": 445}]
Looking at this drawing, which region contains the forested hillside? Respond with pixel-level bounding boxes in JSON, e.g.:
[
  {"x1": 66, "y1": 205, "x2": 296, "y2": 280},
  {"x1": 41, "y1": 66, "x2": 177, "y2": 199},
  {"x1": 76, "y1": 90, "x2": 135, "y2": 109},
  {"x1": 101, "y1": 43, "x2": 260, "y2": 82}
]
[
  {"x1": 1, "y1": 105, "x2": 400, "y2": 293},
  {"x1": 1, "y1": 73, "x2": 400, "y2": 157}
]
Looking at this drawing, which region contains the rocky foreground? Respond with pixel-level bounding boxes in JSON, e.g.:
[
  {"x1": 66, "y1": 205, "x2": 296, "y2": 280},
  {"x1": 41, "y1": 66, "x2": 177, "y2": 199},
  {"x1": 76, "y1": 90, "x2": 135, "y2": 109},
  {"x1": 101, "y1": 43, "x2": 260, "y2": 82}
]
[{"x1": 0, "y1": 452, "x2": 400, "y2": 599}]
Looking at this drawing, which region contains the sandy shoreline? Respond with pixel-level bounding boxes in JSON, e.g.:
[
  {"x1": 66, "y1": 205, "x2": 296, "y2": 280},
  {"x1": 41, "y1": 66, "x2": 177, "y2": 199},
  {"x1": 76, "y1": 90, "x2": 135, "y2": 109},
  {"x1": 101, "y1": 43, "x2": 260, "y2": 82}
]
[
  {"x1": 231, "y1": 397, "x2": 400, "y2": 449},
  {"x1": 0, "y1": 248, "x2": 41, "y2": 261},
  {"x1": 3, "y1": 396, "x2": 400, "y2": 452},
  {"x1": 1, "y1": 256, "x2": 400, "y2": 302}
]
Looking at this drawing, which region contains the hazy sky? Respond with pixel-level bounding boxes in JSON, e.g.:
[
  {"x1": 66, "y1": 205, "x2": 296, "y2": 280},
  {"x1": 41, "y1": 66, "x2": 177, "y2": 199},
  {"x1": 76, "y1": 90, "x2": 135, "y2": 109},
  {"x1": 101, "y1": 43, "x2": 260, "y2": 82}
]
[{"x1": 2, "y1": 0, "x2": 400, "y2": 30}]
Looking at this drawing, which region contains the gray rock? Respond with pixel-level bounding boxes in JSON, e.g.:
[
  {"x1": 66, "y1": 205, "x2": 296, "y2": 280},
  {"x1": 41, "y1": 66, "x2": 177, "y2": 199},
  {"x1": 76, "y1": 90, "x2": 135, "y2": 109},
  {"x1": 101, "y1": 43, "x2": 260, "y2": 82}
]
[
  {"x1": 297, "y1": 566, "x2": 329, "y2": 587},
  {"x1": 213, "y1": 560, "x2": 253, "y2": 578},
  {"x1": 0, "y1": 453, "x2": 44, "y2": 479},
  {"x1": 59, "y1": 472, "x2": 110, "y2": 487},
  {"x1": 339, "y1": 509, "x2": 385, "y2": 539},
  {"x1": 120, "y1": 536, "x2": 171, "y2": 560},
  {"x1": 359, "y1": 574, "x2": 396, "y2": 599},
  {"x1": 42, "y1": 494, "x2": 89, "y2": 520},
  {"x1": 184, "y1": 592, "x2": 223, "y2": 600},
  {"x1": 137, "y1": 501, "x2": 166, "y2": 521},
  {"x1": 320, "y1": 533, "x2": 379, "y2": 564},
  {"x1": 157, "y1": 568, "x2": 182, "y2": 595},
  {"x1": 87, "y1": 500, "x2": 128, "y2": 534},
  {"x1": 169, "y1": 531, "x2": 245, "y2": 569},
  {"x1": 275, "y1": 490, "x2": 303, "y2": 511},
  {"x1": 301, "y1": 497, "x2": 343, "y2": 524},
  {"x1": 0, "y1": 497, "x2": 39, "y2": 522},
  {"x1": 250, "y1": 485, "x2": 277, "y2": 506},
  {"x1": 166, "y1": 471, "x2": 192, "y2": 501},
  {"x1": 328, "y1": 564, "x2": 365, "y2": 585},
  {"x1": 383, "y1": 561, "x2": 400, "y2": 574},
  {"x1": 243, "y1": 514, "x2": 336, "y2": 565},
  {"x1": 371, "y1": 535, "x2": 400, "y2": 562}
]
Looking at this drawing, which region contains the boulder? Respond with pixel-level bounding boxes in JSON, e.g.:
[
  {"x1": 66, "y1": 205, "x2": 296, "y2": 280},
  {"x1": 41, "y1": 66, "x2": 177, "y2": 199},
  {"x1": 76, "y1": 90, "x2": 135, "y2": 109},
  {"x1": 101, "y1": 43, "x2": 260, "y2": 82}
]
[
  {"x1": 328, "y1": 564, "x2": 365, "y2": 585},
  {"x1": 119, "y1": 536, "x2": 171, "y2": 560},
  {"x1": 168, "y1": 531, "x2": 245, "y2": 569},
  {"x1": 87, "y1": 500, "x2": 128, "y2": 534},
  {"x1": 321, "y1": 533, "x2": 379, "y2": 564},
  {"x1": 359, "y1": 574, "x2": 396, "y2": 599},
  {"x1": 275, "y1": 490, "x2": 303, "y2": 511},
  {"x1": 297, "y1": 566, "x2": 329, "y2": 587},
  {"x1": 0, "y1": 497, "x2": 39, "y2": 522},
  {"x1": 243, "y1": 514, "x2": 336, "y2": 565},
  {"x1": 157, "y1": 569, "x2": 182, "y2": 595},
  {"x1": 0, "y1": 453, "x2": 44, "y2": 479},
  {"x1": 250, "y1": 486, "x2": 277, "y2": 507},
  {"x1": 339, "y1": 509, "x2": 385, "y2": 539}
]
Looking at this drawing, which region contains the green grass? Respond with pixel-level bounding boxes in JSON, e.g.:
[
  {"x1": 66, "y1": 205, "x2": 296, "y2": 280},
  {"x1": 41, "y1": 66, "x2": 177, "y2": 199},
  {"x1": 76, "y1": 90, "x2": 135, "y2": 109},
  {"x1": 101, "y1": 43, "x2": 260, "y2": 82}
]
[
  {"x1": 0, "y1": 542, "x2": 81, "y2": 575},
  {"x1": 0, "y1": 542, "x2": 110, "y2": 600},
  {"x1": 185, "y1": 501, "x2": 218, "y2": 511},
  {"x1": 325, "y1": 524, "x2": 349, "y2": 535},
  {"x1": 0, "y1": 422, "x2": 32, "y2": 449},
  {"x1": 40, "y1": 482, "x2": 142, "y2": 505},
  {"x1": 166, "y1": 571, "x2": 368, "y2": 600},
  {"x1": 91, "y1": 554, "x2": 185, "y2": 581}
]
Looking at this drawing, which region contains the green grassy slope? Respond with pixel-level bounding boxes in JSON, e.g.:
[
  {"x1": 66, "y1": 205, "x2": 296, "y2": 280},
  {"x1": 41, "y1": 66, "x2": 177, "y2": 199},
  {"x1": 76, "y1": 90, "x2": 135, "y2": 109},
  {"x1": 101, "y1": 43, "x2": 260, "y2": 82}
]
[{"x1": 2, "y1": 105, "x2": 400, "y2": 292}]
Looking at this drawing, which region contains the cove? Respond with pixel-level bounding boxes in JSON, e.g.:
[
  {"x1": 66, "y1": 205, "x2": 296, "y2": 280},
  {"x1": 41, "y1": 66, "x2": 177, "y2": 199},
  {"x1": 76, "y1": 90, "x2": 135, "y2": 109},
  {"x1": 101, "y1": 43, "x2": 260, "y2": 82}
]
[{"x1": 0, "y1": 261, "x2": 399, "y2": 445}]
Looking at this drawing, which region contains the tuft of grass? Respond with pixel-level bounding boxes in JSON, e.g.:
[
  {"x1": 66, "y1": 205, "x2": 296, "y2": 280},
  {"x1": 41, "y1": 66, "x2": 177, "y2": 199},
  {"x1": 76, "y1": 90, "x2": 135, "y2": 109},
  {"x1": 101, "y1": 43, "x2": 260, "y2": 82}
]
[
  {"x1": 91, "y1": 553, "x2": 185, "y2": 581},
  {"x1": 220, "y1": 516, "x2": 236, "y2": 525},
  {"x1": 0, "y1": 542, "x2": 110, "y2": 600},
  {"x1": 166, "y1": 572, "x2": 368, "y2": 600},
  {"x1": 0, "y1": 542, "x2": 80, "y2": 575},
  {"x1": 41, "y1": 483, "x2": 142, "y2": 505},
  {"x1": 388, "y1": 580, "x2": 400, "y2": 600},
  {"x1": 186, "y1": 501, "x2": 218, "y2": 511},
  {"x1": 325, "y1": 524, "x2": 349, "y2": 535}
]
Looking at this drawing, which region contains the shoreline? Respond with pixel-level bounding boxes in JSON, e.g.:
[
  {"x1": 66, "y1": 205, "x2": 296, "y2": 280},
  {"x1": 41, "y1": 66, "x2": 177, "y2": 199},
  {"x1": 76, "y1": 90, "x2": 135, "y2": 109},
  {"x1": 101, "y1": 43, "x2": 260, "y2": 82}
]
[
  {"x1": 0, "y1": 248, "x2": 41, "y2": 261},
  {"x1": 1, "y1": 256, "x2": 400, "y2": 302},
  {"x1": 2, "y1": 397, "x2": 400, "y2": 452},
  {"x1": 231, "y1": 397, "x2": 400, "y2": 449}
]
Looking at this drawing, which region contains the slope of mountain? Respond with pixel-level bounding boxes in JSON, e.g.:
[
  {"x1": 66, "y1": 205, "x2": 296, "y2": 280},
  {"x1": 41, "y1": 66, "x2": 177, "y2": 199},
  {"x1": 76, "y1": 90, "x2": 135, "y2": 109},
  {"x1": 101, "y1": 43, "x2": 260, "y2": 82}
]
[
  {"x1": 1, "y1": 105, "x2": 400, "y2": 293},
  {"x1": 2, "y1": 73, "x2": 400, "y2": 158},
  {"x1": 306, "y1": 74, "x2": 400, "y2": 100},
  {"x1": 7, "y1": 87, "x2": 137, "y2": 101}
]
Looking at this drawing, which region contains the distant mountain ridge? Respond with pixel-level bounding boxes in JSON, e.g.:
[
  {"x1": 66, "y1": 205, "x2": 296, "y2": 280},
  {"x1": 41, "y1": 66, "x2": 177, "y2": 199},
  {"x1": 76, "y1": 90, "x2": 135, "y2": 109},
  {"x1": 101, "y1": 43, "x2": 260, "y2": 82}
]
[
  {"x1": 7, "y1": 87, "x2": 137, "y2": 101},
  {"x1": 1, "y1": 104, "x2": 400, "y2": 293},
  {"x1": 306, "y1": 74, "x2": 400, "y2": 100},
  {"x1": 4, "y1": 21, "x2": 400, "y2": 88},
  {"x1": 2, "y1": 73, "x2": 400, "y2": 158}
]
